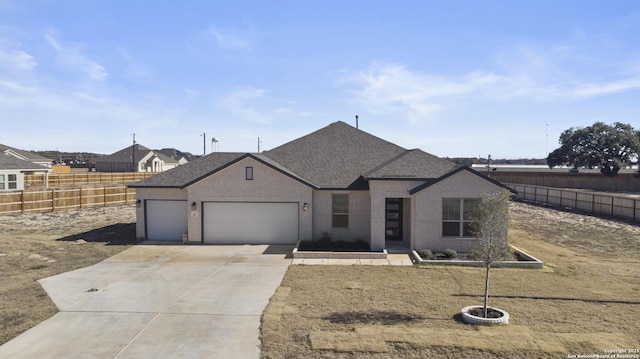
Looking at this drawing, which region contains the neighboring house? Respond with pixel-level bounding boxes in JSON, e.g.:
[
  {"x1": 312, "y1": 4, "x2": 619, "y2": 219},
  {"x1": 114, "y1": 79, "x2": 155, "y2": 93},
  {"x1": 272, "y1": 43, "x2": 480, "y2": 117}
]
[
  {"x1": 130, "y1": 121, "x2": 511, "y2": 252},
  {"x1": 0, "y1": 144, "x2": 52, "y2": 168},
  {"x1": 94, "y1": 144, "x2": 186, "y2": 173},
  {"x1": 0, "y1": 153, "x2": 51, "y2": 191},
  {"x1": 155, "y1": 148, "x2": 193, "y2": 166}
]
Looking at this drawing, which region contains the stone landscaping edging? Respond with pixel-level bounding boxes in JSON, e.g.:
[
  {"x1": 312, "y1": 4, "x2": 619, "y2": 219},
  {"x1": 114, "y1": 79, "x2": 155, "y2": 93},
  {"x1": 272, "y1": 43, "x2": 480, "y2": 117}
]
[
  {"x1": 411, "y1": 245, "x2": 544, "y2": 268},
  {"x1": 461, "y1": 306, "x2": 510, "y2": 325},
  {"x1": 292, "y1": 245, "x2": 388, "y2": 259}
]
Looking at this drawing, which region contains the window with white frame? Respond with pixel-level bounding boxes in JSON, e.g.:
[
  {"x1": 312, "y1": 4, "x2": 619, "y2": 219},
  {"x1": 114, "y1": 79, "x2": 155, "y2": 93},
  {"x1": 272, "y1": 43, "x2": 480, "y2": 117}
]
[
  {"x1": 0, "y1": 174, "x2": 17, "y2": 190},
  {"x1": 332, "y1": 193, "x2": 349, "y2": 228},
  {"x1": 442, "y1": 198, "x2": 480, "y2": 237}
]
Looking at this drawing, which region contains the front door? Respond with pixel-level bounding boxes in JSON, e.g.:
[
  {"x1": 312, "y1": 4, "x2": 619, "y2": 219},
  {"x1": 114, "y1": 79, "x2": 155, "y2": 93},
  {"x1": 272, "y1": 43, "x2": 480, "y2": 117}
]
[{"x1": 385, "y1": 198, "x2": 403, "y2": 241}]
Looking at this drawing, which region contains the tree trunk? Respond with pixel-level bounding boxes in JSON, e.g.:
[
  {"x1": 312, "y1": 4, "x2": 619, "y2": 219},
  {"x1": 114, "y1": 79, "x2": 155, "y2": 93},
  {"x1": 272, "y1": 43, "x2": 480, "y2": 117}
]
[{"x1": 483, "y1": 264, "x2": 490, "y2": 318}]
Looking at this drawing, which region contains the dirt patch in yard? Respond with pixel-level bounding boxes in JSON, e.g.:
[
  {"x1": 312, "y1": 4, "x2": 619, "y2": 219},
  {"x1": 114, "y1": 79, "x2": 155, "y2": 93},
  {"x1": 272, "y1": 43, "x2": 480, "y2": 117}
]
[
  {"x1": 0, "y1": 205, "x2": 138, "y2": 345},
  {"x1": 261, "y1": 202, "x2": 640, "y2": 358}
]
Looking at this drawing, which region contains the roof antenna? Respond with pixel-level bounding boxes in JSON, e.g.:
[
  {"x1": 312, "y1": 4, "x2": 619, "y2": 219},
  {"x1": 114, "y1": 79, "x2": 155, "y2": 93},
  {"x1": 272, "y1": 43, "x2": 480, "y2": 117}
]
[{"x1": 355, "y1": 115, "x2": 359, "y2": 129}]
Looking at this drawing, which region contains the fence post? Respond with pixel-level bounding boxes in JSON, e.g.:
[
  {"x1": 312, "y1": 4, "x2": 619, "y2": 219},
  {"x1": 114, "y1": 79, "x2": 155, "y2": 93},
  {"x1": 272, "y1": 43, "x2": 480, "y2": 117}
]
[
  {"x1": 611, "y1": 196, "x2": 614, "y2": 217},
  {"x1": 51, "y1": 189, "x2": 55, "y2": 212},
  {"x1": 21, "y1": 190, "x2": 25, "y2": 213},
  {"x1": 103, "y1": 186, "x2": 107, "y2": 206}
]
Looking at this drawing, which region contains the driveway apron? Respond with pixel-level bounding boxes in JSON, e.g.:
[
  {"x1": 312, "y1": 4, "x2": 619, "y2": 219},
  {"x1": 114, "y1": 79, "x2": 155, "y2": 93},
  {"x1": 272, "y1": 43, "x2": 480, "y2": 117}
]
[{"x1": 0, "y1": 244, "x2": 292, "y2": 359}]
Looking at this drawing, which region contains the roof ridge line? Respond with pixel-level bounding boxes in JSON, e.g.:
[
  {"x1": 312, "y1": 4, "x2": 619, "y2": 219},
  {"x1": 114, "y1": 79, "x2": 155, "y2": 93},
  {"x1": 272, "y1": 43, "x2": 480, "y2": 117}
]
[{"x1": 362, "y1": 149, "x2": 414, "y2": 177}]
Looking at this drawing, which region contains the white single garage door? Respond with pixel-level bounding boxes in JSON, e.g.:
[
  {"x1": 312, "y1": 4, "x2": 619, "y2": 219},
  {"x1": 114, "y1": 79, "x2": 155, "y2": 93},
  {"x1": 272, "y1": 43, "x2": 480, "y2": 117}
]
[
  {"x1": 203, "y1": 202, "x2": 298, "y2": 244},
  {"x1": 146, "y1": 200, "x2": 188, "y2": 240}
]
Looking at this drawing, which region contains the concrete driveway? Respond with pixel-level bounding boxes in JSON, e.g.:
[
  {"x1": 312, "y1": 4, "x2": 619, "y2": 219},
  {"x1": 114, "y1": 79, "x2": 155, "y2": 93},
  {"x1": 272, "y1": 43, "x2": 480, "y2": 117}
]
[{"x1": 0, "y1": 244, "x2": 293, "y2": 359}]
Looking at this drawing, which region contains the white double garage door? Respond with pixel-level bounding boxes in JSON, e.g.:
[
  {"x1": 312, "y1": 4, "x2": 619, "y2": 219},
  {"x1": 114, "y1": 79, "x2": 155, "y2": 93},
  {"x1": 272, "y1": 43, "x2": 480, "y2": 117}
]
[{"x1": 146, "y1": 200, "x2": 299, "y2": 244}]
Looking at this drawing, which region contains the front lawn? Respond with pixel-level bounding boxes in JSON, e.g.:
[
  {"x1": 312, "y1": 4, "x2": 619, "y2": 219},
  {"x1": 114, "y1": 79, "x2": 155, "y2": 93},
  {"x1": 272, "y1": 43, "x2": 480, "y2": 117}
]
[{"x1": 260, "y1": 202, "x2": 640, "y2": 358}]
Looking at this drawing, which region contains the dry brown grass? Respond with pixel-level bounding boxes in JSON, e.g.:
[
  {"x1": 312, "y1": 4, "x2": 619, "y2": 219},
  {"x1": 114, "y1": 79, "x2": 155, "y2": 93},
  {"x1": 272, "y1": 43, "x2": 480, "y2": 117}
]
[
  {"x1": 0, "y1": 205, "x2": 137, "y2": 345},
  {"x1": 261, "y1": 201, "x2": 640, "y2": 358}
]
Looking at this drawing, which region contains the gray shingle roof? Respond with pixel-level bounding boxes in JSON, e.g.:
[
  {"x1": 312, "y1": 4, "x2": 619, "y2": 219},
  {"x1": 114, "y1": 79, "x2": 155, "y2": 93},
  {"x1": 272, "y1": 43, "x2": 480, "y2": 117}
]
[
  {"x1": 130, "y1": 121, "x2": 459, "y2": 189},
  {"x1": 263, "y1": 121, "x2": 409, "y2": 188},
  {"x1": 364, "y1": 149, "x2": 458, "y2": 179},
  {"x1": 0, "y1": 154, "x2": 50, "y2": 171},
  {"x1": 156, "y1": 148, "x2": 193, "y2": 162},
  {"x1": 94, "y1": 144, "x2": 153, "y2": 163},
  {"x1": 129, "y1": 152, "x2": 245, "y2": 188},
  {"x1": 129, "y1": 152, "x2": 316, "y2": 189},
  {"x1": 0, "y1": 144, "x2": 52, "y2": 162}
]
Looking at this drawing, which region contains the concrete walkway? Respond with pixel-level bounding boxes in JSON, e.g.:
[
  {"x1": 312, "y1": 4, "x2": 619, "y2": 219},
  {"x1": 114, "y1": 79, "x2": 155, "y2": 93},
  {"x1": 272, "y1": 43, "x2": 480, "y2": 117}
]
[
  {"x1": 291, "y1": 253, "x2": 415, "y2": 266},
  {"x1": 0, "y1": 244, "x2": 293, "y2": 359}
]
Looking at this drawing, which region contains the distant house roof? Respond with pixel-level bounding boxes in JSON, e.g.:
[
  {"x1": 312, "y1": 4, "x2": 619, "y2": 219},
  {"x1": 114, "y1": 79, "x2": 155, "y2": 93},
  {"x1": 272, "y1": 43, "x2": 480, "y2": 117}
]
[
  {"x1": 0, "y1": 144, "x2": 52, "y2": 163},
  {"x1": 94, "y1": 144, "x2": 153, "y2": 163},
  {"x1": 131, "y1": 121, "x2": 460, "y2": 190},
  {"x1": 156, "y1": 148, "x2": 193, "y2": 162},
  {"x1": 0, "y1": 153, "x2": 50, "y2": 171}
]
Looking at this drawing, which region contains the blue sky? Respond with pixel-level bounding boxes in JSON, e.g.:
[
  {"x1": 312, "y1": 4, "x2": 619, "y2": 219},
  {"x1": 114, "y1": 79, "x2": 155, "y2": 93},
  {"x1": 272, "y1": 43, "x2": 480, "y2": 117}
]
[{"x1": 1, "y1": 1, "x2": 639, "y2": 158}]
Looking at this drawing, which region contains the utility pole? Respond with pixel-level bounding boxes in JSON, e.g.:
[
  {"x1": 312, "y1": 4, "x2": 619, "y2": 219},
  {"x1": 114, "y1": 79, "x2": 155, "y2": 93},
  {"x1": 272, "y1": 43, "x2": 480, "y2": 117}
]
[
  {"x1": 486, "y1": 154, "x2": 491, "y2": 176},
  {"x1": 201, "y1": 133, "x2": 206, "y2": 155},
  {"x1": 258, "y1": 137, "x2": 262, "y2": 153},
  {"x1": 132, "y1": 133, "x2": 136, "y2": 172},
  {"x1": 545, "y1": 123, "x2": 549, "y2": 156}
]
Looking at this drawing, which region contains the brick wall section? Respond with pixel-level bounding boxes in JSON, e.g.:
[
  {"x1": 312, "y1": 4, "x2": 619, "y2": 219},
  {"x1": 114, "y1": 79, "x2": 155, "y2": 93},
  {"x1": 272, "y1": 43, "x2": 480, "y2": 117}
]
[
  {"x1": 413, "y1": 171, "x2": 505, "y2": 252},
  {"x1": 186, "y1": 157, "x2": 313, "y2": 243},
  {"x1": 369, "y1": 180, "x2": 423, "y2": 250},
  {"x1": 312, "y1": 190, "x2": 371, "y2": 242}
]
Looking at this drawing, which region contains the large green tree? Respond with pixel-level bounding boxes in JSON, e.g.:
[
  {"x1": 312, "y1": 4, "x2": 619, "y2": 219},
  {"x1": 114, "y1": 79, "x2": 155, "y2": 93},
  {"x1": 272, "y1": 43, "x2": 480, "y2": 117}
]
[{"x1": 547, "y1": 122, "x2": 640, "y2": 176}]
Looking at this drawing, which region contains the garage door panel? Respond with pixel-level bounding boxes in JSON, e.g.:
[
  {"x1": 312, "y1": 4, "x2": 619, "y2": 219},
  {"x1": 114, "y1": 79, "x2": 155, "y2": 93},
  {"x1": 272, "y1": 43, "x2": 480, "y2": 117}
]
[
  {"x1": 203, "y1": 202, "x2": 298, "y2": 244},
  {"x1": 146, "y1": 200, "x2": 188, "y2": 241}
]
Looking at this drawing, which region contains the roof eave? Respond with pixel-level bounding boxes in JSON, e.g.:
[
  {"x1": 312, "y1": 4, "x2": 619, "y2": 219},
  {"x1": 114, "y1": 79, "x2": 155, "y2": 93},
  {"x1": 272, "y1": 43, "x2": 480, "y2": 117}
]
[
  {"x1": 408, "y1": 166, "x2": 517, "y2": 195},
  {"x1": 180, "y1": 153, "x2": 319, "y2": 190}
]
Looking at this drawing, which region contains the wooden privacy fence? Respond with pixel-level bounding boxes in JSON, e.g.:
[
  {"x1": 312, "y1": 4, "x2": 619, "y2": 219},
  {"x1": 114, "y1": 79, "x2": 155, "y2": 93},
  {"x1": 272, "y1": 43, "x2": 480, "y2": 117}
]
[
  {"x1": 508, "y1": 183, "x2": 640, "y2": 223},
  {"x1": 0, "y1": 186, "x2": 136, "y2": 215},
  {"x1": 24, "y1": 172, "x2": 154, "y2": 189}
]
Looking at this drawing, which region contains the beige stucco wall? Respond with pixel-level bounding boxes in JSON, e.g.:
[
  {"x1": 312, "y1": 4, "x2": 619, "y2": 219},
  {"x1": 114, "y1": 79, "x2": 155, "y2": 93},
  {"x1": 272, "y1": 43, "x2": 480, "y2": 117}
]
[
  {"x1": 312, "y1": 190, "x2": 370, "y2": 242},
  {"x1": 368, "y1": 180, "x2": 423, "y2": 250},
  {"x1": 412, "y1": 170, "x2": 505, "y2": 252},
  {"x1": 135, "y1": 187, "x2": 188, "y2": 239},
  {"x1": 186, "y1": 157, "x2": 313, "y2": 243}
]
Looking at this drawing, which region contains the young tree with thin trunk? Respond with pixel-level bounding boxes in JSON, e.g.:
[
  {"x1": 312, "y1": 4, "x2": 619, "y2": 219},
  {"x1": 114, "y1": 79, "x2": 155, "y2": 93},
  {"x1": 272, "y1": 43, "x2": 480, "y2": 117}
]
[{"x1": 470, "y1": 190, "x2": 511, "y2": 318}]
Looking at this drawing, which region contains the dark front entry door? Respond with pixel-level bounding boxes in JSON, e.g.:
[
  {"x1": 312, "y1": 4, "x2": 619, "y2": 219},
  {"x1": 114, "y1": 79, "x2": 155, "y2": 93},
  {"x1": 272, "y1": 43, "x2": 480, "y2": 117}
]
[{"x1": 385, "y1": 198, "x2": 403, "y2": 241}]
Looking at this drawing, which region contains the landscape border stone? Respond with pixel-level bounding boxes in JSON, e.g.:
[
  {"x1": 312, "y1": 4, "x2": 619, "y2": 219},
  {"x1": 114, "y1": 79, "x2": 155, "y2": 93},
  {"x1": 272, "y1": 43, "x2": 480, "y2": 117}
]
[{"x1": 411, "y1": 245, "x2": 544, "y2": 268}]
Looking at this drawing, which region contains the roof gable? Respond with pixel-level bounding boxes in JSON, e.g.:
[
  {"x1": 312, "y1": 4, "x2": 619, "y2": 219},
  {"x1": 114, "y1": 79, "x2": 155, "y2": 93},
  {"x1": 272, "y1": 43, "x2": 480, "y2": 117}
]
[
  {"x1": 263, "y1": 121, "x2": 407, "y2": 188},
  {"x1": 129, "y1": 152, "x2": 316, "y2": 189},
  {"x1": 408, "y1": 166, "x2": 515, "y2": 194},
  {"x1": 364, "y1": 149, "x2": 457, "y2": 179},
  {"x1": 0, "y1": 154, "x2": 50, "y2": 171},
  {"x1": 0, "y1": 144, "x2": 52, "y2": 162},
  {"x1": 94, "y1": 144, "x2": 153, "y2": 163}
]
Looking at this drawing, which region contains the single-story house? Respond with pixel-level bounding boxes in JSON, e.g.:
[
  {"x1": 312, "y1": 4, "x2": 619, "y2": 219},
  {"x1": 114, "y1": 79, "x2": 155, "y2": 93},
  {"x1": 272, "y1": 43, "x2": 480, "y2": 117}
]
[
  {"x1": 0, "y1": 153, "x2": 51, "y2": 191},
  {"x1": 94, "y1": 144, "x2": 187, "y2": 173},
  {"x1": 129, "y1": 121, "x2": 511, "y2": 252},
  {"x1": 0, "y1": 144, "x2": 52, "y2": 168}
]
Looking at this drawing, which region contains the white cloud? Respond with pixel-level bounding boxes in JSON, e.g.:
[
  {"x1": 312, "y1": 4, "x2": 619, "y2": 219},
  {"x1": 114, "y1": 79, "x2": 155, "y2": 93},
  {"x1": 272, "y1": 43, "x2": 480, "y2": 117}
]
[
  {"x1": 206, "y1": 26, "x2": 252, "y2": 50},
  {"x1": 341, "y1": 63, "x2": 500, "y2": 122},
  {"x1": 0, "y1": 48, "x2": 37, "y2": 70},
  {"x1": 44, "y1": 31, "x2": 108, "y2": 81},
  {"x1": 219, "y1": 86, "x2": 298, "y2": 124},
  {"x1": 341, "y1": 49, "x2": 640, "y2": 123}
]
